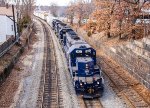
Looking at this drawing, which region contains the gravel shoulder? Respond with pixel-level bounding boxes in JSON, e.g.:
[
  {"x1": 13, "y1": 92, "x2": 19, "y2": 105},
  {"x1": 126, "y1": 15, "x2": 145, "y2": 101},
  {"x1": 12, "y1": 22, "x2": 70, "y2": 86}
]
[
  {"x1": 0, "y1": 26, "x2": 33, "y2": 108},
  {"x1": 12, "y1": 19, "x2": 44, "y2": 108},
  {"x1": 100, "y1": 74, "x2": 129, "y2": 108}
]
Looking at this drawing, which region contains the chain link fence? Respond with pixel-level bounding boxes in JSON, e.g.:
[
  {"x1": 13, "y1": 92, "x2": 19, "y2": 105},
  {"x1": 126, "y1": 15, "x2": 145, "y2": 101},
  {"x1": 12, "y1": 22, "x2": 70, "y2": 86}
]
[
  {"x1": 0, "y1": 36, "x2": 15, "y2": 58},
  {"x1": 0, "y1": 23, "x2": 33, "y2": 58}
]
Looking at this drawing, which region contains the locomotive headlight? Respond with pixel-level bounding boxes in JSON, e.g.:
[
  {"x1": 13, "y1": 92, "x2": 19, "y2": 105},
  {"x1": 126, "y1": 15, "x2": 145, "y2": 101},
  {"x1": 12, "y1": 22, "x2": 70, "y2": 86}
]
[
  {"x1": 86, "y1": 64, "x2": 88, "y2": 69},
  {"x1": 80, "y1": 83, "x2": 82, "y2": 86},
  {"x1": 97, "y1": 81, "x2": 99, "y2": 84}
]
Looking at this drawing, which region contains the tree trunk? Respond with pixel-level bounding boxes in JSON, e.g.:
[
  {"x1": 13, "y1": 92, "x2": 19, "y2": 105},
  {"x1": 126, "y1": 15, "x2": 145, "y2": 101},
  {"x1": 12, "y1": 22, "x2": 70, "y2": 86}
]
[
  {"x1": 78, "y1": 16, "x2": 81, "y2": 27},
  {"x1": 107, "y1": 32, "x2": 111, "y2": 38},
  {"x1": 107, "y1": 23, "x2": 111, "y2": 38},
  {"x1": 70, "y1": 16, "x2": 73, "y2": 25},
  {"x1": 119, "y1": 20, "x2": 122, "y2": 39}
]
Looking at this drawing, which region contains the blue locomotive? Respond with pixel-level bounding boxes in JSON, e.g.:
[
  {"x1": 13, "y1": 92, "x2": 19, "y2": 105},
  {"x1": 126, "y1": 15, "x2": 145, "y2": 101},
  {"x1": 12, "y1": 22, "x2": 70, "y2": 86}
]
[{"x1": 52, "y1": 19, "x2": 104, "y2": 99}]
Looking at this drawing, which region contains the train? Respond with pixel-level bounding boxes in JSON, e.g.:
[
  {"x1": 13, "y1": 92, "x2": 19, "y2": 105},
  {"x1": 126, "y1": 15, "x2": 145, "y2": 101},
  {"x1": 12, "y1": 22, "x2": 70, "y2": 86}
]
[{"x1": 52, "y1": 19, "x2": 104, "y2": 99}]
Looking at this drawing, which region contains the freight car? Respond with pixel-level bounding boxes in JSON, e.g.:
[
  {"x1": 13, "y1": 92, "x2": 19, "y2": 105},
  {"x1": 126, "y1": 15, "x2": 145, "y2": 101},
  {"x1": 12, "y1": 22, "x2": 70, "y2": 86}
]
[{"x1": 52, "y1": 19, "x2": 104, "y2": 99}]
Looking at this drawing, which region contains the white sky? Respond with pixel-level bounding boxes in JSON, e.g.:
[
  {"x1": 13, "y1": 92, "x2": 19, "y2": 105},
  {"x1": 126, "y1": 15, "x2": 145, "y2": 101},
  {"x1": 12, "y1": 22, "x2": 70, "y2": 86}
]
[{"x1": 36, "y1": 0, "x2": 72, "y2": 6}]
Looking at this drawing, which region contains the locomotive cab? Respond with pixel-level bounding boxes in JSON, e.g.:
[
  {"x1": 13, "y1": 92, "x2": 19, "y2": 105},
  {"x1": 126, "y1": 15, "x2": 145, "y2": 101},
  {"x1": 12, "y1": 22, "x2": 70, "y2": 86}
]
[
  {"x1": 68, "y1": 45, "x2": 104, "y2": 99},
  {"x1": 74, "y1": 57, "x2": 104, "y2": 98}
]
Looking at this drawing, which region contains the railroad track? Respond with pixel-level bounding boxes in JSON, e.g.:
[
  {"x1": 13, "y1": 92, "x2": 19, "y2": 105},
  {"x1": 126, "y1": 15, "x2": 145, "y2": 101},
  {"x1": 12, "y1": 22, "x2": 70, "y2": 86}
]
[
  {"x1": 48, "y1": 24, "x2": 104, "y2": 108},
  {"x1": 78, "y1": 96, "x2": 103, "y2": 108},
  {"x1": 97, "y1": 57, "x2": 150, "y2": 108},
  {"x1": 84, "y1": 99, "x2": 103, "y2": 108},
  {"x1": 36, "y1": 18, "x2": 63, "y2": 108}
]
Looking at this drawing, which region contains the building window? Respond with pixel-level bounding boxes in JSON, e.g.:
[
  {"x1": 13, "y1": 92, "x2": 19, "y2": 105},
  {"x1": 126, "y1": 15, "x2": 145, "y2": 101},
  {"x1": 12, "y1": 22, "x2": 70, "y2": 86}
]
[{"x1": 11, "y1": 25, "x2": 13, "y2": 31}]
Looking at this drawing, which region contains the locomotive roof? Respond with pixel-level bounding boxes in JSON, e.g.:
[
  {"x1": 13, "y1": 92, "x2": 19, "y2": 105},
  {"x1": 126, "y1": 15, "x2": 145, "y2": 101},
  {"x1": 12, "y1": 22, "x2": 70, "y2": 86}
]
[
  {"x1": 66, "y1": 30, "x2": 77, "y2": 36},
  {"x1": 66, "y1": 31, "x2": 80, "y2": 42},
  {"x1": 67, "y1": 43, "x2": 92, "y2": 54},
  {"x1": 61, "y1": 27, "x2": 72, "y2": 30},
  {"x1": 60, "y1": 28, "x2": 73, "y2": 33},
  {"x1": 58, "y1": 22, "x2": 67, "y2": 26},
  {"x1": 52, "y1": 19, "x2": 61, "y2": 23},
  {"x1": 53, "y1": 20, "x2": 62, "y2": 25}
]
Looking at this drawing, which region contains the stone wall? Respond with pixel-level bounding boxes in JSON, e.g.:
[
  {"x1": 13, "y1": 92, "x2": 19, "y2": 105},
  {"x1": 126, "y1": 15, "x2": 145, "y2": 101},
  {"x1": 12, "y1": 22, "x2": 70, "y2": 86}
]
[
  {"x1": 101, "y1": 43, "x2": 150, "y2": 89},
  {"x1": 77, "y1": 29, "x2": 150, "y2": 89}
]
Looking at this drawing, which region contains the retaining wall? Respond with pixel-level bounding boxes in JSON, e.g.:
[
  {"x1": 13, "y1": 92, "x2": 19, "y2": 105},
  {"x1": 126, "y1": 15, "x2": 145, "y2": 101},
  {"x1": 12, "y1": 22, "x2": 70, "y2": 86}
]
[
  {"x1": 78, "y1": 29, "x2": 150, "y2": 89},
  {"x1": 101, "y1": 44, "x2": 150, "y2": 89}
]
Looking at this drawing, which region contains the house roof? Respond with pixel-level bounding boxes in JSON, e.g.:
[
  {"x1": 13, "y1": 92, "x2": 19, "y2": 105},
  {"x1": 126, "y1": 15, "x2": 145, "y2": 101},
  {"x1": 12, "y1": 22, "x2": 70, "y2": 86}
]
[{"x1": 0, "y1": 6, "x2": 16, "y2": 16}]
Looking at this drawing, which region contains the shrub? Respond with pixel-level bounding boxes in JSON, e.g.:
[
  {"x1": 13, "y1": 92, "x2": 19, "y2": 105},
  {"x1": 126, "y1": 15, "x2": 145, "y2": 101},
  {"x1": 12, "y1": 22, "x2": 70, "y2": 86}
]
[
  {"x1": 87, "y1": 31, "x2": 92, "y2": 37},
  {"x1": 18, "y1": 15, "x2": 31, "y2": 33}
]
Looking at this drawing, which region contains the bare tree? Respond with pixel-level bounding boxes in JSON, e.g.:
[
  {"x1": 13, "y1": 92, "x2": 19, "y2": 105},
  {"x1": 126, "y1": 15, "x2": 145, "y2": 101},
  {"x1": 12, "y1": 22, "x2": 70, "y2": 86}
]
[
  {"x1": 22, "y1": 0, "x2": 35, "y2": 18},
  {"x1": 0, "y1": 0, "x2": 6, "y2": 6},
  {"x1": 67, "y1": 0, "x2": 95, "y2": 26},
  {"x1": 15, "y1": 0, "x2": 35, "y2": 33},
  {"x1": 89, "y1": 0, "x2": 149, "y2": 39},
  {"x1": 67, "y1": 1, "x2": 76, "y2": 25},
  {"x1": 50, "y1": 3, "x2": 59, "y2": 17}
]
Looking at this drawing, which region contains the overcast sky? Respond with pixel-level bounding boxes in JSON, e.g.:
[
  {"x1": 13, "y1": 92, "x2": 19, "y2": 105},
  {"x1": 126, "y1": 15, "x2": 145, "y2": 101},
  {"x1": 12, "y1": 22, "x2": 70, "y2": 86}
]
[{"x1": 36, "y1": 0, "x2": 72, "y2": 6}]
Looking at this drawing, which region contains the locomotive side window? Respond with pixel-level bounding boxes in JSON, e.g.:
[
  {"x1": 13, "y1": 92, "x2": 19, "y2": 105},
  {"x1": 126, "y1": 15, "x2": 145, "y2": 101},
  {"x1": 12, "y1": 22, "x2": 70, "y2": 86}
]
[
  {"x1": 85, "y1": 49, "x2": 92, "y2": 57},
  {"x1": 85, "y1": 49, "x2": 91, "y2": 53}
]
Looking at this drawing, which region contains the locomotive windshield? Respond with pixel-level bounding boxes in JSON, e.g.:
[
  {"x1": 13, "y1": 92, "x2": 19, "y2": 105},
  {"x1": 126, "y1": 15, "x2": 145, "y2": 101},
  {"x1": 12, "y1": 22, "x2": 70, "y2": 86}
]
[{"x1": 71, "y1": 49, "x2": 96, "y2": 58}]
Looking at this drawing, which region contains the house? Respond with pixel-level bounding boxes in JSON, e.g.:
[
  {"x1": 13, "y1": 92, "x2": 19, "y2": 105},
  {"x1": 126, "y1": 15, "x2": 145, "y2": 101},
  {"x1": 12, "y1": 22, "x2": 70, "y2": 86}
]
[{"x1": 0, "y1": 6, "x2": 18, "y2": 43}]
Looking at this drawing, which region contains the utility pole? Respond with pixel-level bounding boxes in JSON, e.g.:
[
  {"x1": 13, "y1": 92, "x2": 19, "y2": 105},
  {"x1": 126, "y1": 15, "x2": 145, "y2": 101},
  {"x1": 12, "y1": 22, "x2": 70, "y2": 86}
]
[{"x1": 12, "y1": 5, "x2": 17, "y2": 41}]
